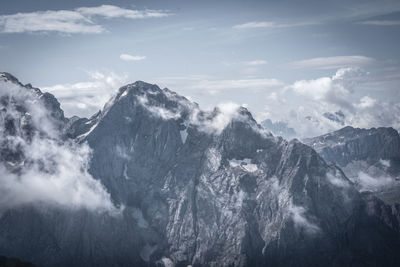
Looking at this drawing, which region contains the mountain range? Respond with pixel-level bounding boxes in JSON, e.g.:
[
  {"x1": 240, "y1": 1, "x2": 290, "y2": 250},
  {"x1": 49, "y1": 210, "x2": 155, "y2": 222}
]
[{"x1": 1, "y1": 72, "x2": 400, "y2": 267}]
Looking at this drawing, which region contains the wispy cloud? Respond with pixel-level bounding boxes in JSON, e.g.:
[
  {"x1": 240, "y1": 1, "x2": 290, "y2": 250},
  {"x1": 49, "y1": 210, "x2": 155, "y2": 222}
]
[
  {"x1": 233, "y1": 21, "x2": 285, "y2": 29},
  {"x1": 285, "y1": 56, "x2": 375, "y2": 70},
  {"x1": 233, "y1": 21, "x2": 317, "y2": 30},
  {"x1": 244, "y1": 60, "x2": 268, "y2": 66},
  {"x1": 359, "y1": 20, "x2": 400, "y2": 26},
  {"x1": 0, "y1": 5, "x2": 171, "y2": 34},
  {"x1": 76, "y1": 5, "x2": 170, "y2": 19},
  {"x1": 120, "y1": 53, "x2": 146, "y2": 61}
]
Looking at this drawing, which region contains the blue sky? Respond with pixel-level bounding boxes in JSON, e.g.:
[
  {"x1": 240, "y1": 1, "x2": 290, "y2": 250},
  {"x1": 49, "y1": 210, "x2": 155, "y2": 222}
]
[{"x1": 1, "y1": 0, "x2": 400, "y2": 137}]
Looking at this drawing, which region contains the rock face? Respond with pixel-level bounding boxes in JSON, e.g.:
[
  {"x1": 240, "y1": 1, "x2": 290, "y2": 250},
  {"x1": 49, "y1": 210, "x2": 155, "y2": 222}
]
[
  {"x1": 1, "y1": 74, "x2": 400, "y2": 266},
  {"x1": 304, "y1": 126, "x2": 400, "y2": 203}
]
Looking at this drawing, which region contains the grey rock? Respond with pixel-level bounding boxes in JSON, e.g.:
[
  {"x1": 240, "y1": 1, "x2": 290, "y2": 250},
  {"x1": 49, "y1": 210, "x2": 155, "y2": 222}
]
[{"x1": 1, "y1": 76, "x2": 400, "y2": 267}]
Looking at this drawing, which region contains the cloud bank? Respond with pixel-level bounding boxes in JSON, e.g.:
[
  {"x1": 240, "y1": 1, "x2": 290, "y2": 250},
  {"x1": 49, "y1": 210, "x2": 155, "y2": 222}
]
[
  {"x1": 0, "y1": 5, "x2": 171, "y2": 34},
  {"x1": 0, "y1": 77, "x2": 117, "y2": 213}
]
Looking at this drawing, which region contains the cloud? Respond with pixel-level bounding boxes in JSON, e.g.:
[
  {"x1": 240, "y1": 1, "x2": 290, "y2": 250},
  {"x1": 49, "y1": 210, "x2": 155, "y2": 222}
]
[
  {"x1": 289, "y1": 67, "x2": 365, "y2": 111},
  {"x1": 233, "y1": 21, "x2": 317, "y2": 30},
  {"x1": 244, "y1": 60, "x2": 267, "y2": 66},
  {"x1": 359, "y1": 20, "x2": 400, "y2": 26},
  {"x1": 0, "y1": 5, "x2": 170, "y2": 34},
  {"x1": 355, "y1": 172, "x2": 394, "y2": 192},
  {"x1": 0, "y1": 10, "x2": 104, "y2": 34},
  {"x1": 327, "y1": 172, "x2": 351, "y2": 188},
  {"x1": 285, "y1": 56, "x2": 375, "y2": 70},
  {"x1": 355, "y1": 95, "x2": 376, "y2": 109},
  {"x1": 0, "y1": 78, "x2": 118, "y2": 213},
  {"x1": 233, "y1": 21, "x2": 284, "y2": 29},
  {"x1": 43, "y1": 70, "x2": 129, "y2": 117},
  {"x1": 120, "y1": 54, "x2": 146, "y2": 61},
  {"x1": 289, "y1": 204, "x2": 320, "y2": 234},
  {"x1": 273, "y1": 67, "x2": 400, "y2": 137},
  {"x1": 77, "y1": 5, "x2": 170, "y2": 19}
]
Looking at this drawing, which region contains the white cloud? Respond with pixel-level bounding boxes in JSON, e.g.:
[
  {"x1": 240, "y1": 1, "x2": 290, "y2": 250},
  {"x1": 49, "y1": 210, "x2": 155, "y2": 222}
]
[
  {"x1": 274, "y1": 67, "x2": 400, "y2": 137},
  {"x1": 0, "y1": 79, "x2": 118, "y2": 213},
  {"x1": 0, "y1": 10, "x2": 104, "y2": 34},
  {"x1": 289, "y1": 204, "x2": 320, "y2": 234},
  {"x1": 0, "y1": 5, "x2": 170, "y2": 34},
  {"x1": 233, "y1": 21, "x2": 281, "y2": 29},
  {"x1": 327, "y1": 172, "x2": 350, "y2": 188},
  {"x1": 355, "y1": 95, "x2": 376, "y2": 109},
  {"x1": 244, "y1": 60, "x2": 267, "y2": 66},
  {"x1": 120, "y1": 53, "x2": 146, "y2": 61},
  {"x1": 285, "y1": 56, "x2": 375, "y2": 70},
  {"x1": 77, "y1": 5, "x2": 170, "y2": 19},
  {"x1": 233, "y1": 20, "x2": 317, "y2": 30},
  {"x1": 43, "y1": 70, "x2": 129, "y2": 117},
  {"x1": 359, "y1": 20, "x2": 400, "y2": 26},
  {"x1": 289, "y1": 67, "x2": 364, "y2": 111},
  {"x1": 356, "y1": 172, "x2": 394, "y2": 192}
]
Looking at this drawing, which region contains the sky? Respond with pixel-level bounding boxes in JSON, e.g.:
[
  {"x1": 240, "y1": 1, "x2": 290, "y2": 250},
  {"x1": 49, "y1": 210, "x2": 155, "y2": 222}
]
[{"x1": 1, "y1": 0, "x2": 400, "y2": 137}]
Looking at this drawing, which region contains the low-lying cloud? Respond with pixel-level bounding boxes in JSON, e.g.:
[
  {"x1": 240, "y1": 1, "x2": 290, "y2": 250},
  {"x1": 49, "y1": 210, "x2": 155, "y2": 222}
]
[{"x1": 0, "y1": 77, "x2": 118, "y2": 214}]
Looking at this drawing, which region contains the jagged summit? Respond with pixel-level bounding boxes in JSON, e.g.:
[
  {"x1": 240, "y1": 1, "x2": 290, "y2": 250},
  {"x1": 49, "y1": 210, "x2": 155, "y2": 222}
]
[{"x1": 68, "y1": 80, "x2": 268, "y2": 142}]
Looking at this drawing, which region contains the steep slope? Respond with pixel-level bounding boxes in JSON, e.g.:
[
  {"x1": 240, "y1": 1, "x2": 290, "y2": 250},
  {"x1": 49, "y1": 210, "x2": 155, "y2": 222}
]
[
  {"x1": 1, "y1": 75, "x2": 400, "y2": 266},
  {"x1": 304, "y1": 126, "x2": 400, "y2": 203},
  {"x1": 75, "y1": 81, "x2": 400, "y2": 266}
]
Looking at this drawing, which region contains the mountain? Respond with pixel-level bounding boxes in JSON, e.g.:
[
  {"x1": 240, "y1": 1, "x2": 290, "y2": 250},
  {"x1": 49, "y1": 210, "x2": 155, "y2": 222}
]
[
  {"x1": 303, "y1": 126, "x2": 400, "y2": 203},
  {"x1": 1, "y1": 73, "x2": 400, "y2": 266},
  {"x1": 260, "y1": 119, "x2": 297, "y2": 140}
]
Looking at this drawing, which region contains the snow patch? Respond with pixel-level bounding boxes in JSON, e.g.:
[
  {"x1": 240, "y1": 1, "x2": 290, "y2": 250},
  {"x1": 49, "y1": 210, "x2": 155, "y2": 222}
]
[
  {"x1": 123, "y1": 164, "x2": 129, "y2": 180},
  {"x1": 180, "y1": 129, "x2": 188, "y2": 143},
  {"x1": 229, "y1": 158, "x2": 258, "y2": 172},
  {"x1": 120, "y1": 89, "x2": 129, "y2": 98},
  {"x1": 77, "y1": 121, "x2": 98, "y2": 139},
  {"x1": 206, "y1": 148, "x2": 221, "y2": 172},
  {"x1": 161, "y1": 257, "x2": 174, "y2": 267}
]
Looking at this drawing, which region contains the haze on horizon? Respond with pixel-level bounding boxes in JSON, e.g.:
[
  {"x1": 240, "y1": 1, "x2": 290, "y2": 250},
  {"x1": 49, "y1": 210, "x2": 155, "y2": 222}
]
[{"x1": 1, "y1": 0, "x2": 400, "y2": 137}]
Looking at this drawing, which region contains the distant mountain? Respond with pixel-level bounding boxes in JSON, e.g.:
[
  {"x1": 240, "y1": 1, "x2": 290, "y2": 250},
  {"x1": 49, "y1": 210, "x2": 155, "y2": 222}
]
[
  {"x1": 260, "y1": 119, "x2": 297, "y2": 140},
  {"x1": 1, "y1": 73, "x2": 400, "y2": 267},
  {"x1": 304, "y1": 126, "x2": 400, "y2": 203}
]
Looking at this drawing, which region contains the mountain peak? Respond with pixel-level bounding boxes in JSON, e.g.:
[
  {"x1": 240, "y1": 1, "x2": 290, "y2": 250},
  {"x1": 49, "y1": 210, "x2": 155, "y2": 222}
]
[{"x1": 0, "y1": 72, "x2": 20, "y2": 84}]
